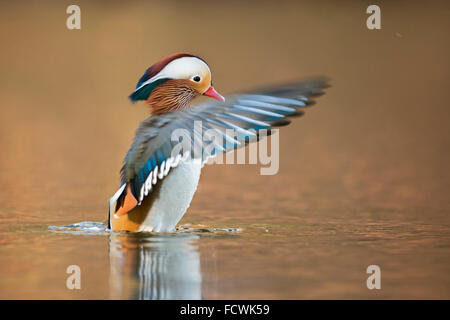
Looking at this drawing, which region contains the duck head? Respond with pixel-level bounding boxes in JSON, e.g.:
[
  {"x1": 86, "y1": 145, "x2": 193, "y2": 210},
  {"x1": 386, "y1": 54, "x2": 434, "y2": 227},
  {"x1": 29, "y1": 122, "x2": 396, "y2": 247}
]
[{"x1": 129, "y1": 53, "x2": 224, "y2": 114}]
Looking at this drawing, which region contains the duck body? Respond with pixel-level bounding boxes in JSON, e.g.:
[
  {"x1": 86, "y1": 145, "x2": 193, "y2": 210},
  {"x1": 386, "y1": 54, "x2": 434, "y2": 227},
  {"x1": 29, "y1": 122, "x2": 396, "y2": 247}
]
[
  {"x1": 109, "y1": 159, "x2": 202, "y2": 232},
  {"x1": 108, "y1": 52, "x2": 329, "y2": 232},
  {"x1": 137, "y1": 159, "x2": 202, "y2": 232}
]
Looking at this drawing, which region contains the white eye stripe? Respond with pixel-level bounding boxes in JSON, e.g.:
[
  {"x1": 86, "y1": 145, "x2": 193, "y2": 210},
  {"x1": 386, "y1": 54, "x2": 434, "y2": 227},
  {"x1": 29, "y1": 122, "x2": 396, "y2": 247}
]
[{"x1": 133, "y1": 57, "x2": 210, "y2": 94}]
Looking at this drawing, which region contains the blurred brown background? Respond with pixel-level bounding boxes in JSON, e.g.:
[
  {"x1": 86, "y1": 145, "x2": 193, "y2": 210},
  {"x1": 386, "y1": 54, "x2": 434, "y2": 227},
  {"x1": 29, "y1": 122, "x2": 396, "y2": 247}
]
[{"x1": 0, "y1": 1, "x2": 449, "y2": 299}]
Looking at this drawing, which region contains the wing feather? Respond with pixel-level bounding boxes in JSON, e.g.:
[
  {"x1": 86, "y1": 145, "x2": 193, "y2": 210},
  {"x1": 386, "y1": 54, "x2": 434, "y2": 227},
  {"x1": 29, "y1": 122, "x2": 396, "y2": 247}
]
[{"x1": 118, "y1": 78, "x2": 329, "y2": 208}]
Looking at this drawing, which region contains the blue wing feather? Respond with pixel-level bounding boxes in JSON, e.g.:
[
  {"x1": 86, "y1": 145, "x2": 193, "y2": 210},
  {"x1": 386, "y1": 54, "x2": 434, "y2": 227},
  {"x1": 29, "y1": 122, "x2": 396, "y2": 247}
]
[{"x1": 121, "y1": 78, "x2": 330, "y2": 205}]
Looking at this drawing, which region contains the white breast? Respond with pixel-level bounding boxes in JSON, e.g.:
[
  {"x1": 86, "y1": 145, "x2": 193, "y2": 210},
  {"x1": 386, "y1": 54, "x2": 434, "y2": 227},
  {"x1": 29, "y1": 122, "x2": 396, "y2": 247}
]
[{"x1": 139, "y1": 159, "x2": 202, "y2": 232}]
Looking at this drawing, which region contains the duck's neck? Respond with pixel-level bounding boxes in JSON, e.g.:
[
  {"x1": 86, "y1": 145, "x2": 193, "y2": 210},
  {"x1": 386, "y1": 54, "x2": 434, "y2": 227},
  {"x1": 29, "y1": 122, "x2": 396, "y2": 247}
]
[{"x1": 146, "y1": 80, "x2": 198, "y2": 115}]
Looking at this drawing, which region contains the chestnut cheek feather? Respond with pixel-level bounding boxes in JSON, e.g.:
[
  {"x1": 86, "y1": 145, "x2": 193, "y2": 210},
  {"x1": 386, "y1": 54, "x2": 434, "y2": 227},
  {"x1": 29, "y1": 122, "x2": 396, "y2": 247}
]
[{"x1": 146, "y1": 79, "x2": 199, "y2": 114}]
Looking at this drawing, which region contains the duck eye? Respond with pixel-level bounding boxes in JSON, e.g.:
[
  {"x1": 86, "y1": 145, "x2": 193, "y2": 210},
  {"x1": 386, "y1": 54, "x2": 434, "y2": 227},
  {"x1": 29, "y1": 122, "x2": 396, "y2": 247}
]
[{"x1": 193, "y1": 76, "x2": 201, "y2": 82}]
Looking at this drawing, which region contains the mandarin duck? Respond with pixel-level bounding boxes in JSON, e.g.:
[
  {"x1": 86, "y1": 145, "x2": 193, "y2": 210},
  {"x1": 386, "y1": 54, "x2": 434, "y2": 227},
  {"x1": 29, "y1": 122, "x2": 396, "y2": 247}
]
[{"x1": 108, "y1": 53, "x2": 328, "y2": 232}]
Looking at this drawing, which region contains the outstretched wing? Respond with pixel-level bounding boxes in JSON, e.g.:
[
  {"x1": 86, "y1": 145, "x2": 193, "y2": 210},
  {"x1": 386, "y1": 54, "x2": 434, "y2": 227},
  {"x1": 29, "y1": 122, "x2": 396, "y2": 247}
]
[{"x1": 113, "y1": 78, "x2": 329, "y2": 215}]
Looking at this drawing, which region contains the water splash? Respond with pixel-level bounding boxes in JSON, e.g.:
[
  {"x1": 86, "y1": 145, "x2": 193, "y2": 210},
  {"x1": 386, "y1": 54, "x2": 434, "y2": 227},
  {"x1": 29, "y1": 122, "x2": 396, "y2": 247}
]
[
  {"x1": 49, "y1": 221, "x2": 109, "y2": 235},
  {"x1": 176, "y1": 223, "x2": 241, "y2": 234},
  {"x1": 48, "y1": 221, "x2": 241, "y2": 236}
]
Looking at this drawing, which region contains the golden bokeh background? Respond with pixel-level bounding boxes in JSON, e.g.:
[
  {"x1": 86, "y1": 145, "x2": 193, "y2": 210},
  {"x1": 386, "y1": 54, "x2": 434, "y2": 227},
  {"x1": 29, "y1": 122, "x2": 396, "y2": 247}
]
[{"x1": 0, "y1": 1, "x2": 449, "y2": 299}]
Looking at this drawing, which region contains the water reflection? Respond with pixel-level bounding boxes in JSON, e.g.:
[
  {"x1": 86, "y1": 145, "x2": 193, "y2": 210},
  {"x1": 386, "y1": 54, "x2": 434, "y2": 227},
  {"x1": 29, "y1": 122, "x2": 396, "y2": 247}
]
[{"x1": 109, "y1": 232, "x2": 202, "y2": 300}]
